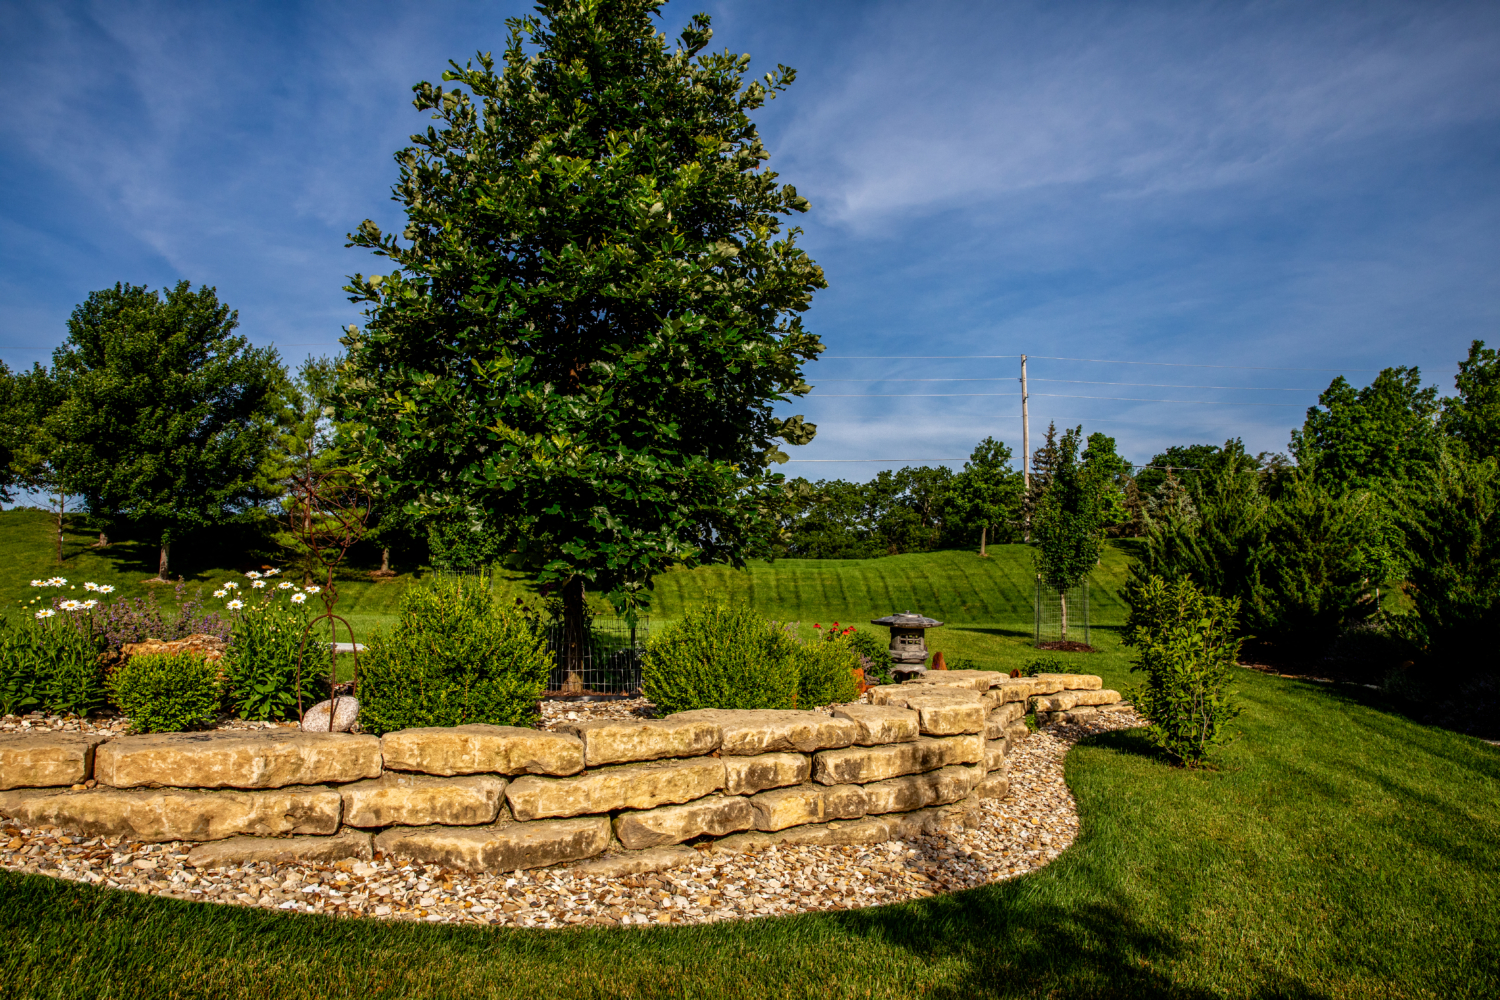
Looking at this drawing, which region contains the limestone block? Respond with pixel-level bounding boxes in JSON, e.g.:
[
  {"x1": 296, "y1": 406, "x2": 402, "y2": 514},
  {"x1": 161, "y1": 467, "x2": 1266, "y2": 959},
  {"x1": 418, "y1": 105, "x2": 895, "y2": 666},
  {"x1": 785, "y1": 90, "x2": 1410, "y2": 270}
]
[
  {"x1": 380, "y1": 725, "x2": 583, "y2": 777},
  {"x1": 985, "y1": 739, "x2": 1009, "y2": 772},
  {"x1": 0, "y1": 732, "x2": 110, "y2": 790},
  {"x1": 859, "y1": 765, "x2": 981, "y2": 815},
  {"x1": 93, "y1": 730, "x2": 380, "y2": 790},
  {"x1": 1033, "y1": 689, "x2": 1123, "y2": 713},
  {"x1": 712, "y1": 815, "x2": 897, "y2": 853},
  {"x1": 888, "y1": 796, "x2": 980, "y2": 837},
  {"x1": 559, "y1": 718, "x2": 721, "y2": 766},
  {"x1": 748, "y1": 784, "x2": 826, "y2": 831},
  {"x1": 811, "y1": 734, "x2": 984, "y2": 785},
  {"x1": 665, "y1": 709, "x2": 858, "y2": 755},
  {"x1": 570, "y1": 845, "x2": 699, "y2": 878},
  {"x1": 0, "y1": 785, "x2": 341, "y2": 842},
  {"x1": 902, "y1": 669, "x2": 997, "y2": 692},
  {"x1": 824, "y1": 783, "x2": 868, "y2": 820},
  {"x1": 991, "y1": 677, "x2": 1038, "y2": 704},
  {"x1": 904, "y1": 693, "x2": 985, "y2": 736},
  {"x1": 1005, "y1": 721, "x2": 1029, "y2": 742},
  {"x1": 831, "y1": 704, "x2": 919, "y2": 745},
  {"x1": 613, "y1": 793, "x2": 755, "y2": 850},
  {"x1": 187, "y1": 829, "x2": 373, "y2": 869},
  {"x1": 374, "y1": 816, "x2": 610, "y2": 871},
  {"x1": 340, "y1": 773, "x2": 506, "y2": 828},
  {"x1": 976, "y1": 774, "x2": 1010, "y2": 800},
  {"x1": 985, "y1": 703, "x2": 1025, "y2": 739},
  {"x1": 1027, "y1": 676, "x2": 1067, "y2": 695},
  {"x1": 1032, "y1": 672, "x2": 1102, "y2": 691},
  {"x1": 722, "y1": 752, "x2": 810, "y2": 795},
  {"x1": 505, "y1": 757, "x2": 725, "y2": 821}
]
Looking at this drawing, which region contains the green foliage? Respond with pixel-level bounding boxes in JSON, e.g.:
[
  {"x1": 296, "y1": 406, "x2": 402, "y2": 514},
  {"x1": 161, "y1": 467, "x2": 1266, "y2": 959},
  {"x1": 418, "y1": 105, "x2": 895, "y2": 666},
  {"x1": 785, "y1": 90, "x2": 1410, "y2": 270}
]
[
  {"x1": 1441, "y1": 339, "x2": 1500, "y2": 462},
  {"x1": 1124, "y1": 575, "x2": 1243, "y2": 766},
  {"x1": 47, "y1": 281, "x2": 282, "y2": 577},
  {"x1": 1397, "y1": 454, "x2": 1500, "y2": 681},
  {"x1": 948, "y1": 437, "x2": 1025, "y2": 553},
  {"x1": 1291, "y1": 366, "x2": 1440, "y2": 494},
  {"x1": 341, "y1": 2, "x2": 825, "y2": 612},
  {"x1": 108, "y1": 652, "x2": 221, "y2": 733},
  {"x1": 358, "y1": 576, "x2": 552, "y2": 735},
  {"x1": 642, "y1": 602, "x2": 799, "y2": 714},
  {"x1": 0, "y1": 613, "x2": 108, "y2": 717},
  {"x1": 796, "y1": 631, "x2": 860, "y2": 707},
  {"x1": 1030, "y1": 424, "x2": 1108, "y2": 593},
  {"x1": 1018, "y1": 656, "x2": 1084, "y2": 676},
  {"x1": 221, "y1": 594, "x2": 317, "y2": 721}
]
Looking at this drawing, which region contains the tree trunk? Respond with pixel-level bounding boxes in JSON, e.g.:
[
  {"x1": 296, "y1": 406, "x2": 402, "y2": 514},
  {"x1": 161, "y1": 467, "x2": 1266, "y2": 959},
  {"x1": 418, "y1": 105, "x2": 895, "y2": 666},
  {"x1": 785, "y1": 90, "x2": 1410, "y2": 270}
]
[
  {"x1": 158, "y1": 539, "x2": 170, "y2": 581},
  {"x1": 561, "y1": 576, "x2": 587, "y2": 682},
  {"x1": 979, "y1": 524, "x2": 987, "y2": 558},
  {"x1": 380, "y1": 546, "x2": 391, "y2": 573},
  {"x1": 55, "y1": 495, "x2": 64, "y2": 564},
  {"x1": 1059, "y1": 591, "x2": 1068, "y2": 643}
]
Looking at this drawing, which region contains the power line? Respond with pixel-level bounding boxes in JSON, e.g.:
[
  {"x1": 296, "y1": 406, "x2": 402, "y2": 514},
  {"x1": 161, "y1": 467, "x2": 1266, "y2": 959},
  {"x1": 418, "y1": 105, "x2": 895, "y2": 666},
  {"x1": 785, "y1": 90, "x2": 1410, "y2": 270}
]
[
  {"x1": 814, "y1": 377, "x2": 1319, "y2": 390},
  {"x1": 783, "y1": 458, "x2": 964, "y2": 463},
  {"x1": 821, "y1": 354, "x2": 1384, "y2": 371},
  {"x1": 806, "y1": 392, "x2": 1305, "y2": 406}
]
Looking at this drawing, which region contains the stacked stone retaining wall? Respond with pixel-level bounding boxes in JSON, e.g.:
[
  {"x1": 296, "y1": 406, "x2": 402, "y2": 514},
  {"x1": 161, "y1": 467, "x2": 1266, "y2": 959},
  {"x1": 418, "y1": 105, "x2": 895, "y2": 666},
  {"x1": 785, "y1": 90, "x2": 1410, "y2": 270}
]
[{"x1": 0, "y1": 671, "x2": 1123, "y2": 873}]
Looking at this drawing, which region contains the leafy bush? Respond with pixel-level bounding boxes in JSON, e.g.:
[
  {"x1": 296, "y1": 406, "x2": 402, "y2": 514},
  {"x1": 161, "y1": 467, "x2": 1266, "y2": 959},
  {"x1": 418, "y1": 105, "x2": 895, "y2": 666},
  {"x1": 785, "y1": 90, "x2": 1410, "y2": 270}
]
[
  {"x1": 221, "y1": 593, "x2": 318, "y2": 721},
  {"x1": 796, "y1": 632, "x2": 861, "y2": 707},
  {"x1": 1124, "y1": 575, "x2": 1243, "y2": 767},
  {"x1": 833, "y1": 626, "x2": 892, "y2": 686},
  {"x1": 1018, "y1": 657, "x2": 1083, "y2": 677},
  {"x1": 643, "y1": 603, "x2": 800, "y2": 714},
  {"x1": 108, "y1": 653, "x2": 222, "y2": 733},
  {"x1": 358, "y1": 575, "x2": 552, "y2": 735},
  {"x1": 0, "y1": 612, "x2": 108, "y2": 717}
]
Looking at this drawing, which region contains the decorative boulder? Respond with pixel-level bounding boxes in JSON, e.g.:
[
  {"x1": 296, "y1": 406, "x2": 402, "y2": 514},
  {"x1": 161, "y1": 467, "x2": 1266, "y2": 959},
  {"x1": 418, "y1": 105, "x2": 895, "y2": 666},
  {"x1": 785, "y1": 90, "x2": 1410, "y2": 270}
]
[{"x1": 300, "y1": 696, "x2": 359, "y2": 733}]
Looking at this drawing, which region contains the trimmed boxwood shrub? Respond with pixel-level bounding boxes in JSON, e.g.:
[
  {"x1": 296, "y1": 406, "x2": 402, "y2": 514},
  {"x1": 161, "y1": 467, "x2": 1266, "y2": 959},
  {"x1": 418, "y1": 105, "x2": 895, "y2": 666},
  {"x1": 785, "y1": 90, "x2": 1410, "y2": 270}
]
[
  {"x1": 109, "y1": 653, "x2": 221, "y2": 733},
  {"x1": 796, "y1": 631, "x2": 861, "y2": 707},
  {"x1": 357, "y1": 575, "x2": 552, "y2": 735}
]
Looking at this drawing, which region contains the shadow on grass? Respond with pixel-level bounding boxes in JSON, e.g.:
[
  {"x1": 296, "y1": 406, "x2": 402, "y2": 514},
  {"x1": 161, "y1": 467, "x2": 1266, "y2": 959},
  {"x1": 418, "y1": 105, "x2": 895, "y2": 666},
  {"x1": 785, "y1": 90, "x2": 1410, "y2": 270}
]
[{"x1": 949, "y1": 625, "x2": 1033, "y2": 640}]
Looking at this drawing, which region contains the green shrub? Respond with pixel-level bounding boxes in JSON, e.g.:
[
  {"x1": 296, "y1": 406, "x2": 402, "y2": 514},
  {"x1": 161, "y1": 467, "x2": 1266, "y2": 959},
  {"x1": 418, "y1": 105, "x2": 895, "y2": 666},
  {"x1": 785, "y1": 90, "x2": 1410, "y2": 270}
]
[
  {"x1": 358, "y1": 575, "x2": 552, "y2": 735},
  {"x1": 1124, "y1": 575, "x2": 1243, "y2": 767},
  {"x1": 108, "y1": 653, "x2": 222, "y2": 733},
  {"x1": 0, "y1": 613, "x2": 108, "y2": 717},
  {"x1": 643, "y1": 603, "x2": 799, "y2": 714},
  {"x1": 829, "y1": 625, "x2": 893, "y2": 686},
  {"x1": 222, "y1": 593, "x2": 319, "y2": 721},
  {"x1": 796, "y1": 633, "x2": 861, "y2": 707},
  {"x1": 1018, "y1": 657, "x2": 1084, "y2": 677}
]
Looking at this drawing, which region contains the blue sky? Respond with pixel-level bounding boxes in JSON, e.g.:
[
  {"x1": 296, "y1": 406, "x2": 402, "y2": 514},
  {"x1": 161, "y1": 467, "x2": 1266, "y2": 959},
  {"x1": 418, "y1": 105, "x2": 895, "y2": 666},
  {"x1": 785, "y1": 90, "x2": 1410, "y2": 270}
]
[{"x1": 2, "y1": 0, "x2": 1497, "y2": 477}]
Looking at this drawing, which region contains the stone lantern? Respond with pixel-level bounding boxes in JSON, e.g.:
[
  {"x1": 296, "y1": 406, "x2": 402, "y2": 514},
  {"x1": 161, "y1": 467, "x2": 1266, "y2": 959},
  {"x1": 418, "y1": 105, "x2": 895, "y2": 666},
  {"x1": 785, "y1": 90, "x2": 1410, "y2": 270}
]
[{"x1": 870, "y1": 611, "x2": 944, "y2": 678}]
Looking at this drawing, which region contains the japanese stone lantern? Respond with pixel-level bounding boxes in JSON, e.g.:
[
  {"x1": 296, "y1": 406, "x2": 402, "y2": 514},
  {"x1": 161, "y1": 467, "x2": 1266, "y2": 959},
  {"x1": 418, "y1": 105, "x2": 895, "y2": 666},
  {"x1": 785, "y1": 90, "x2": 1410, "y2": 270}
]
[{"x1": 870, "y1": 611, "x2": 945, "y2": 669}]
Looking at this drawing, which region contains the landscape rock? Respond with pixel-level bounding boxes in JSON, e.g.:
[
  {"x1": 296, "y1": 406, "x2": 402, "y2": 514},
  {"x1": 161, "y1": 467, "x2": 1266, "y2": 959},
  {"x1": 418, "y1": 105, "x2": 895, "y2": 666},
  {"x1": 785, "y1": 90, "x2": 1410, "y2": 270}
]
[
  {"x1": 558, "y1": 718, "x2": 721, "y2": 766},
  {"x1": 1032, "y1": 673, "x2": 1102, "y2": 691},
  {"x1": 568, "y1": 845, "x2": 699, "y2": 878},
  {"x1": 340, "y1": 773, "x2": 507, "y2": 828},
  {"x1": 300, "y1": 697, "x2": 360, "y2": 733},
  {"x1": 976, "y1": 774, "x2": 1011, "y2": 799},
  {"x1": 711, "y1": 815, "x2": 897, "y2": 853},
  {"x1": 903, "y1": 692, "x2": 986, "y2": 736},
  {"x1": 831, "y1": 704, "x2": 919, "y2": 745},
  {"x1": 380, "y1": 725, "x2": 583, "y2": 777},
  {"x1": 901, "y1": 670, "x2": 997, "y2": 692},
  {"x1": 613, "y1": 793, "x2": 756, "y2": 850},
  {"x1": 0, "y1": 732, "x2": 110, "y2": 790},
  {"x1": 986, "y1": 739, "x2": 1010, "y2": 772},
  {"x1": 722, "y1": 752, "x2": 810, "y2": 795},
  {"x1": 374, "y1": 816, "x2": 611, "y2": 871},
  {"x1": 824, "y1": 783, "x2": 868, "y2": 820},
  {"x1": 120, "y1": 633, "x2": 226, "y2": 663},
  {"x1": 985, "y1": 702, "x2": 1025, "y2": 738},
  {"x1": 859, "y1": 765, "x2": 982, "y2": 815},
  {"x1": 811, "y1": 734, "x2": 984, "y2": 785},
  {"x1": 665, "y1": 710, "x2": 858, "y2": 755},
  {"x1": 505, "y1": 758, "x2": 725, "y2": 821},
  {"x1": 94, "y1": 730, "x2": 381, "y2": 789},
  {"x1": 1032, "y1": 689, "x2": 1123, "y2": 713},
  {"x1": 186, "y1": 828, "x2": 373, "y2": 868},
  {"x1": 991, "y1": 677, "x2": 1038, "y2": 703},
  {"x1": 0, "y1": 785, "x2": 341, "y2": 842},
  {"x1": 748, "y1": 784, "x2": 828, "y2": 831}
]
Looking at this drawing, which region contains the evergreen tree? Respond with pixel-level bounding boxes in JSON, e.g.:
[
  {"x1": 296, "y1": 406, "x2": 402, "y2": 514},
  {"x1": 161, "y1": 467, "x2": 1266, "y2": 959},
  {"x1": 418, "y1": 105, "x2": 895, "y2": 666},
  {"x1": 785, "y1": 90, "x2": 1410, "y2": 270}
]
[{"x1": 1441, "y1": 339, "x2": 1500, "y2": 462}]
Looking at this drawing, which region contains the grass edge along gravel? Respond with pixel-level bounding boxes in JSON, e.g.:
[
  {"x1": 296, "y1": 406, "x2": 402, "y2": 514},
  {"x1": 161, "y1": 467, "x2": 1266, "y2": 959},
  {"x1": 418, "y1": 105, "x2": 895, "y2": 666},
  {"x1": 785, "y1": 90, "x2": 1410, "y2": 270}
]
[{"x1": 3, "y1": 670, "x2": 1498, "y2": 999}]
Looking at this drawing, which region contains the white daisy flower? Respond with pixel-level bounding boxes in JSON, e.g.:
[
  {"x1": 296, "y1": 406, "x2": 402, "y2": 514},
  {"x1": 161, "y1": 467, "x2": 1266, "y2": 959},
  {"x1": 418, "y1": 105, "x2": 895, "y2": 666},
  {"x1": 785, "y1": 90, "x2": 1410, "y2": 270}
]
[
  {"x1": 227, "y1": 599, "x2": 244, "y2": 611},
  {"x1": 213, "y1": 590, "x2": 227, "y2": 598},
  {"x1": 29, "y1": 579, "x2": 45, "y2": 587},
  {"x1": 223, "y1": 581, "x2": 239, "y2": 590},
  {"x1": 252, "y1": 580, "x2": 266, "y2": 589},
  {"x1": 305, "y1": 585, "x2": 322, "y2": 594},
  {"x1": 47, "y1": 577, "x2": 66, "y2": 587},
  {"x1": 35, "y1": 608, "x2": 56, "y2": 619},
  {"x1": 84, "y1": 582, "x2": 99, "y2": 591},
  {"x1": 264, "y1": 568, "x2": 281, "y2": 577},
  {"x1": 82, "y1": 599, "x2": 99, "y2": 610},
  {"x1": 277, "y1": 581, "x2": 293, "y2": 590},
  {"x1": 97, "y1": 585, "x2": 115, "y2": 595},
  {"x1": 245, "y1": 571, "x2": 262, "y2": 580},
  {"x1": 290, "y1": 593, "x2": 307, "y2": 605},
  {"x1": 59, "y1": 600, "x2": 82, "y2": 612}
]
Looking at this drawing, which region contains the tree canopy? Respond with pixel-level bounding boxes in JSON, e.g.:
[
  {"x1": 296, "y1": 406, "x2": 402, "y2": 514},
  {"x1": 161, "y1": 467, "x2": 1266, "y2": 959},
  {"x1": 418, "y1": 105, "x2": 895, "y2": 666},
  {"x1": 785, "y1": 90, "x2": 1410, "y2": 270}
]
[{"x1": 341, "y1": 0, "x2": 824, "y2": 626}]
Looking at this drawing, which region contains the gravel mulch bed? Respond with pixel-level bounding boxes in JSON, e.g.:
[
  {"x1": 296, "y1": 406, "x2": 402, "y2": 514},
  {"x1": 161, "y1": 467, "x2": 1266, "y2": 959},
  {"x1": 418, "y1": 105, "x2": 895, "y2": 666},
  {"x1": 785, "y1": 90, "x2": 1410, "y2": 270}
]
[{"x1": 0, "y1": 707, "x2": 1145, "y2": 926}]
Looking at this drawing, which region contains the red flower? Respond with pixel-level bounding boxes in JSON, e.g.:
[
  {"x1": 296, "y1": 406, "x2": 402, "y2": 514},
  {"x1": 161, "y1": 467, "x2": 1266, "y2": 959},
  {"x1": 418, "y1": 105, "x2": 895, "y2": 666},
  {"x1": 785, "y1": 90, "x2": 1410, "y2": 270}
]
[{"x1": 813, "y1": 623, "x2": 822, "y2": 628}]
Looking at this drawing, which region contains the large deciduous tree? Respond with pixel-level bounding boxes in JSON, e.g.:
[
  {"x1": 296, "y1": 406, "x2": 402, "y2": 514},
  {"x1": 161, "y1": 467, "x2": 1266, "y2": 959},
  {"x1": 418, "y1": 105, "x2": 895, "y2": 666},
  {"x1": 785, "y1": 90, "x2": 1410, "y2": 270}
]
[
  {"x1": 949, "y1": 436, "x2": 1023, "y2": 556},
  {"x1": 49, "y1": 281, "x2": 282, "y2": 579},
  {"x1": 1291, "y1": 367, "x2": 1440, "y2": 494},
  {"x1": 341, "y1": 1, "x2": 825, "y2": 665}
]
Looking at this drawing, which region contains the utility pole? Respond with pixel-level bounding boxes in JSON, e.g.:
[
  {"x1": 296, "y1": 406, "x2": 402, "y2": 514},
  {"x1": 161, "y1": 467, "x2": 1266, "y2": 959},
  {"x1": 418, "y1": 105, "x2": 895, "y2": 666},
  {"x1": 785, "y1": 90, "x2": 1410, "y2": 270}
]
[{"x1": 1020, "y1": 354, "x2": 1030, "y2": 492}]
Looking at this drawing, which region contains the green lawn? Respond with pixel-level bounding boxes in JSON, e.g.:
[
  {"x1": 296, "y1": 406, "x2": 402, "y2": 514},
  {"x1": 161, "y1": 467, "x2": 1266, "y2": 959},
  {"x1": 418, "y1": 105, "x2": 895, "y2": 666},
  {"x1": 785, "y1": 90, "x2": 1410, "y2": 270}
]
[{"x1": 5, "y1": 508, "x2": 1499, "y2": 996}]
